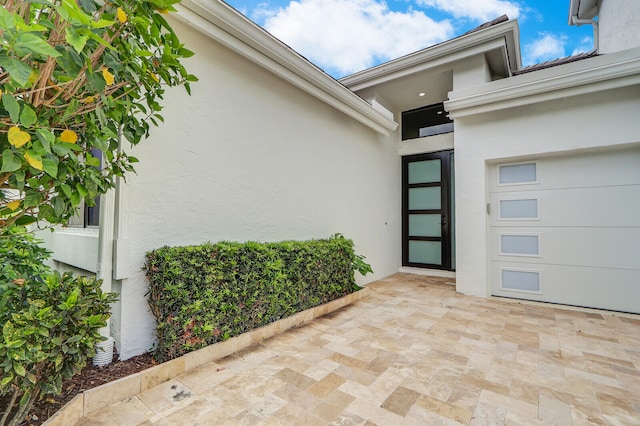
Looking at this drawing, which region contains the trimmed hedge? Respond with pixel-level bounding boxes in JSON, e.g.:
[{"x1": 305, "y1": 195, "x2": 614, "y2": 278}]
[{"x1": 144, "y1": 234, "x2": 372, "y2": 362}]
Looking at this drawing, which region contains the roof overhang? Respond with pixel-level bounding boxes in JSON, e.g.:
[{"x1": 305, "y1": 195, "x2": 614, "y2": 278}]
[
  {"x1": 568, "y1": 0, "x2": 601, "y2": 24},
  {"x1": 172, "y1": 0, "x2": 398, "y2": 135},
  {"x1": 445, "y1": 47, "x2": 640, "y2": 118},
  {"x1": 340, "y1": 19, "x2": 521, "y2": 92}
]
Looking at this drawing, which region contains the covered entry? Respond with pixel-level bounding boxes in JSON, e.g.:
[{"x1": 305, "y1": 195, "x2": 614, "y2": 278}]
[{"x1": 488, "y1": 147, "x2": 640, "y2": 313}]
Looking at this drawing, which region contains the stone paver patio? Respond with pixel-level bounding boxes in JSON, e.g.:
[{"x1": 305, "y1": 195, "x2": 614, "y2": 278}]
[{"x1": 78, "y1": 273, "x2": 640, "y2": 425}]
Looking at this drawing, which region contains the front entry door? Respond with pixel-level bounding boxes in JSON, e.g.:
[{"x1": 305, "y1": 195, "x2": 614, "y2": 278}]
[{"x1": 402, "y1": 151, "x2": 453, "y2": 270}]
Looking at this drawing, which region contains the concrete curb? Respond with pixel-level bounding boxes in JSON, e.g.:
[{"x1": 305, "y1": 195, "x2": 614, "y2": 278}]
[{"x1": 43, "y1": 287, "x2": 370, "y2": 425}]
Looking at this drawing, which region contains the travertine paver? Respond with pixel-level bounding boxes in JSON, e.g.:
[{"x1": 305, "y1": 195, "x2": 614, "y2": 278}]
[{"x1": 78, "y1": 273, "x2": 640, "y2": 425}]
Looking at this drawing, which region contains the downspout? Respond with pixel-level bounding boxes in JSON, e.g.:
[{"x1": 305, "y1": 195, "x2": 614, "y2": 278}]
[
  {"x1": 571, "y1": 15, "x2": 599, "y2": 53},
  {"x1": 93, "y1": 133, "x2": 123, "y2": 366},
  {"x1": 94, "y1": 180, "x2": 116, "y2": 365}
]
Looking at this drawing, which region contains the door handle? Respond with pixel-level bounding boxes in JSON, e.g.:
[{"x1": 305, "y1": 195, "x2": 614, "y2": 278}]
[{"x1": 441, "y1": 215, "x2": 447, "y2": 226}]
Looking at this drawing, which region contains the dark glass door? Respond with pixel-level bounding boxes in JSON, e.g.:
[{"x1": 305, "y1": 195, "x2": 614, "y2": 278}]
[{"x1": 402, "y1": 151, "x2": 453, "y2": 270}]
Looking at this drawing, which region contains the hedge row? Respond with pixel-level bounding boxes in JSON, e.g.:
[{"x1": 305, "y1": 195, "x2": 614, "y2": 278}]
[{"x1": 144, "y1": 234, "x2": 371, "y2": 362}]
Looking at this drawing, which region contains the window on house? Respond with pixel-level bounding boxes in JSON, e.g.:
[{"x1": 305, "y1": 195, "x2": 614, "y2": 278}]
[
  {"x1": 67, "y1": 198, "x2": 100, "y2": 228},
  {"x1": 402, "y1": 103, "x2": 453, "y2": 140},
  {"x1": 67, "y1": 149, "x2": 101, "y2": 228}
]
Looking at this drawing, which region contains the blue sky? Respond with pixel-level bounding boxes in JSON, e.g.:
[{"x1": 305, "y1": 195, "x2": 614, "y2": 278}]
[{"x1": 223, "y1": 0, "x2": 594, "y2": 78}]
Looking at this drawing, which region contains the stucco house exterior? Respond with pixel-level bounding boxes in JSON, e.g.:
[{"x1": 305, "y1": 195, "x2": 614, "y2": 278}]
[{"x1": 40, "y1": 0, "x2": 640, "y2": 360}]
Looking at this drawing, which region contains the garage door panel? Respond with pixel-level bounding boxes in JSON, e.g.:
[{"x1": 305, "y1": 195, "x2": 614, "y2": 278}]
[
  {"x1": 489, "y1": 147, "x2": 640, "y2": 314},
  {"x1": 490, "y1": 149, "x2": 640, "y2": 193},
  {"x1": 490, "y1": 227, "x2": 640, "y2": 270},
  {"x1": 489, "y1": 185, "x2": 640, "y2": 227},
  {"x1": 490, "y1": 262, "x2": 640, "y2": 313}
]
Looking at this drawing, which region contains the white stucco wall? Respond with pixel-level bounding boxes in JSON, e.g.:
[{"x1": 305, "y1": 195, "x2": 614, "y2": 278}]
[
  {"x1": 452, "y1": 85, "x2": 640, "y2": 297},
  {"x1": 599, "y1": 0, "x2": 640, "y2": 54},
  {"x1": 114, "y1": 19, "x2": 401, "y2": 358}
]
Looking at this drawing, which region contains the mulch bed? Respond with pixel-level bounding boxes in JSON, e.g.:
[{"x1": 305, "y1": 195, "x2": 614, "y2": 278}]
[{"x1": 15, "y1": 352, "x2": 156, "y2": 425}]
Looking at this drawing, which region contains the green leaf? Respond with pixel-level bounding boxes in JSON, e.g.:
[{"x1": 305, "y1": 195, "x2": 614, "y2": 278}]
[
  {"x1": 86, "y1": 31, "x2": 115, "y2": 51},
  {"x1": 36, "y1": 129, "x2": 55, "y2": 153},
  {"x1": 1, "y1": 94, "x2": 20, "y2": 123},
  {"x1": 65, "y1": 27, "x2": 89, "y2": 53},
  {"x1": 38, "y1": 203, "x2": 55, "y2": 221},
  {"x1": 14, "y1": 215, "x2": 37, "y2": 226},
  {"x1": 76, "y1": 183, "x2": 88, "y2": 198},
  {"x1": 20, "y1": 105, "x2": 38, "y2": 127},
  {"x1": 60, "y1": 184, "x2": 72, "y2": 198},
  {"x1": 3, "y1": 321, "x2": 14, "y2": 337},
  {"x1": 85, "y1": 69, "x2": 105, "y2": 92},
  {"x1": 1, "y1": 150, "x2": 21, "y2": 172},
  {"x1": 0, "y1": 5, "x2": 16, "y2": 30},
  {"x1": 19, "y1": 390, "x2": 30, "y2": 407},
  {"x1": 55, "y1": 45, "x2": 83, "y2": 77},
  {"x1": 7, "y1": 339, "x2": 26, "y2": 348},
  {"x1": 15, "y1": 33, "x2": 61, "y2": 58},
  {"x1": 70, "y1": 191, "x2": 81, "y2": 207},
  {"x1": 0, "y1": 374, "x2": 12, "y2": 387},
  {"x1": 24, "y1": 191, "x2": 42, "y2": 208},
  {"x1": 88, "y1": 136, "x2": 107, "y2": 151},
  {"x1": 13, "y1": 362, "x2": 26, "y2": 377},
  {"x1": 58, "y1": 0, "x2": 92, "y2": 25},
  {"x1": 26, "y1": 372, "x2": 37, "y2": 385},
  {"x1": 85, "y1": 155, "x2": 100, "y2": 168},
  {"x1": 0, "y1": 55, "x2": 32, "y2": 86},
  {"x1": 43, "y1": 158, "x2": 59, "y2": 178},
  {"x1": 92, "y1": 18, "x2": 116, "y2": 29}
]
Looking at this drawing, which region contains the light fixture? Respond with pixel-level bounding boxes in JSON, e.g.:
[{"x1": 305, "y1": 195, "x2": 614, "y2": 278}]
[{"x1": 418, "y1": 92, "x2": 426, "y2": 97}]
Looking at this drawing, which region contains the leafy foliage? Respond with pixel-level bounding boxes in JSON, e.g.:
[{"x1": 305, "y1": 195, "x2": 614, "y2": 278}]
[
  {"x1": 0, "y1": 227, "x2": 117, "y2": 426},
  {"x1": 0, "y1": 0, "x2": 196, "y2": 230},
  {"x1": 145, "y1": 234, "x2": 372, "y2": 362}
]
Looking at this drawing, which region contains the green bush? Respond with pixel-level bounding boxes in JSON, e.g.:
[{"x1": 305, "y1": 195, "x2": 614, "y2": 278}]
[
  {"x1": 0, "y1": 227, "x2": 117, "y2": 426},
  {"x1": 145, "y1": 234, "x2": 372, "y2": 362}
]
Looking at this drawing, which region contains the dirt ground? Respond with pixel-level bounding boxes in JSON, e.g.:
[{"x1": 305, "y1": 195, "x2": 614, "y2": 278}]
[{"x1": 15, "y1": 352, "x2": 155, "y2": 425}]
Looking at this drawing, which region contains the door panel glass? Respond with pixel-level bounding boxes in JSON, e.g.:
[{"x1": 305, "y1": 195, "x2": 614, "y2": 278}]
[
  {"x1": 501, "y1": 234, "x2": 539, "y2": 255},
  {"x1": 501, "y1": 270, "x2": 540, "y2": 292},
  {"x1": 409, "y1": 187, "x2": 441, "y2": 210},
  {"x1": 408, "y1": 159, "x2": 441, "y2": 184},
  {"x1": 499, "y1": 199, "x2": 538, "y2": 219},
  {"x1": 499, "y1": 163, "x2": 536, "y2": 184},
  {"x1": 409, "y1": 241, "x2": 442, "y2": 265},
  {"x1": 409, "y1": 214, "x2": 441, "y2": 237}
]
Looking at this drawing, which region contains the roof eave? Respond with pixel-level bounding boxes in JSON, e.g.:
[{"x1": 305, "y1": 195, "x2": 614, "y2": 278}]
[
  {"x1": 175, "y1": 0, "x2": 398, "y2": 135},
  {"x1": 340, "y1": 19, "x2": 521, "y2": 90},
  {"x1": 568, "y1": 0, "x2": 600, "y2": 24},
  {"x1": 445, "y1": 47, "x2": 640, "y2": 118}
]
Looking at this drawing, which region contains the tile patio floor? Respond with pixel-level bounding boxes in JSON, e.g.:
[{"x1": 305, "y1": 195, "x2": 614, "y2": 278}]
[{"x1": 79, "y1": 273, "x2": 640, "y2": 425}]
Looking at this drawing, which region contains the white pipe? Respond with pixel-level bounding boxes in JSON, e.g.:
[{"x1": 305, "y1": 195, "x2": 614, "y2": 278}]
[{"x1": 94, "y1": 133, "x2": 124, "y2": 364}]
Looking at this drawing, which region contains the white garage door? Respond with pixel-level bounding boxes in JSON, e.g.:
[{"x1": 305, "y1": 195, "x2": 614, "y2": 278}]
[{"x1": 488, "y1": 147, "x2": 640, "y2": 314}]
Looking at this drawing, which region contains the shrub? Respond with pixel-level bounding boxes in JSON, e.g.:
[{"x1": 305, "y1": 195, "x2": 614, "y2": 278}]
[
  {"x1": 145, "y1": 234, "x2": 372, "y2": 362},
  {"x1": 0, "y1": 228, "x2": 117, "y2": 426}
]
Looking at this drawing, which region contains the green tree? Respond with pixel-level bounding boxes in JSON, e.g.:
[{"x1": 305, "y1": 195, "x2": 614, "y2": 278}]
[{"x1": 0, "y1": 0, "x2": 196, "y2": 230}]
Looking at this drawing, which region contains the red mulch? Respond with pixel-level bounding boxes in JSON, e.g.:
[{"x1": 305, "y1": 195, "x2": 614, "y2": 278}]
[{"x1": 14, "y1": 352, "x2": 156, "y2": 425}]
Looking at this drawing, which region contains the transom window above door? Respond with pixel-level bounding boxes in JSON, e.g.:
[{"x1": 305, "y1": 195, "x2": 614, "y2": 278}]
[{"x1": 402, "y1": 103, "x2": 453, "y2": 140}]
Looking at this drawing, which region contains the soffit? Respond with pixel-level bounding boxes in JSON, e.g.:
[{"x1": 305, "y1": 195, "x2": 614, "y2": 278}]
[{"x1": 356, "y1": 69, "x2": 453, "y2": 113}]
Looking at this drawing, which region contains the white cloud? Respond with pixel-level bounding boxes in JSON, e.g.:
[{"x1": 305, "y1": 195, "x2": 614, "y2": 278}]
[
  {"x1": 261, "y1": 0, "x2": 454, "y2": 77},
  {"x1": 417, "y1": 0, "x2": 521, "y2": 22},
  {"x1": 523, "y1": 32, "x2": 567, "y2": 65},
  {"x1": 571, "y1": 36, "x2": 594, "y2": 56}
]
